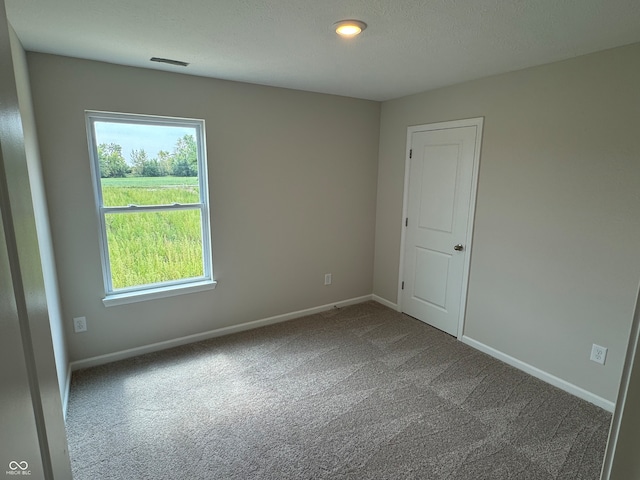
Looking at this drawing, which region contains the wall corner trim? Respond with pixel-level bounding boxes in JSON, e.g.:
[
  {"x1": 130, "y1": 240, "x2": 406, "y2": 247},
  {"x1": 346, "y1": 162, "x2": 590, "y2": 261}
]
[
  {"x1": 69, "y1": 295, "x2": 374, "y2": 372},
  {"x1": 62, "y1": 364, "x2": 72, "y2": 421},
  {"x1": 461, "y1": 335, "x2": 615, "y2": 412}
]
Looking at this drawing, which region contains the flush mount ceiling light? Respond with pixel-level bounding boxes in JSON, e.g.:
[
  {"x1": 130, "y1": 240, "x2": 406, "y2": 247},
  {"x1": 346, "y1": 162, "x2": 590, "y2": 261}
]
[{"x1": 334, "y1": 19, "x2": 367, "y2": 38}]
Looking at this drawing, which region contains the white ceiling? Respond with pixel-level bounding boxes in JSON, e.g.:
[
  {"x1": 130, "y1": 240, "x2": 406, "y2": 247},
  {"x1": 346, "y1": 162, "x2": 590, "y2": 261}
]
[{"x1": 6, "y1": 0, "x2": 640, "y2": 101}]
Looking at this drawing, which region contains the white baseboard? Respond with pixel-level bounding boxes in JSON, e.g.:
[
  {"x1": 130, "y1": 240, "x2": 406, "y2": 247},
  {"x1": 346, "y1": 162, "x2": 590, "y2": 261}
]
[
  {"x1": 461, "y1": 335, "x2": 615, "y2": 412},
  {"x1": 66, "y1": 296, "x2": 614, "y2": 415},
  {"x1": 372, "y1": 295, "x2": 400, "y2": 311},
  {"x1": 70, "y1": 295, "x2": 373, "y2": 371}
]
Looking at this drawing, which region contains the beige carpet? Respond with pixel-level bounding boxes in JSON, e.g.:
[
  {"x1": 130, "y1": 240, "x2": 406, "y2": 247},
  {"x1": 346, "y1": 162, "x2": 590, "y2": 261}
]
[{"x1": 66, "y1": 301, "x2": 611, "y2": 479}]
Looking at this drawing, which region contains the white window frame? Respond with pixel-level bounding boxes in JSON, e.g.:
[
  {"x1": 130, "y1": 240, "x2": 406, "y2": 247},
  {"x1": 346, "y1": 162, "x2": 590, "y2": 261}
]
[{"x1": 86, "y1": 111, "x2": 215, "y2": 306}]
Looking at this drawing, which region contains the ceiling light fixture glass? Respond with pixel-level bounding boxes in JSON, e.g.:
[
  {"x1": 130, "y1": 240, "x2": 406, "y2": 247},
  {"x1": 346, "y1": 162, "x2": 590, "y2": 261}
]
[{"x1": 334, "y1": 19, "x2": 367, "y2": 38}]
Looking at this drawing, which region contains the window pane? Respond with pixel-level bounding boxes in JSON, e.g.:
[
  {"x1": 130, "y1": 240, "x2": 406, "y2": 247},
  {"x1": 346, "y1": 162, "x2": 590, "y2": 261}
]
[
  {"x1": 94, "y1": 121, "x2": 200, "y2": 206},
  {"x1": 106, "y1": 209, "x2": 204, "y2": 290}
]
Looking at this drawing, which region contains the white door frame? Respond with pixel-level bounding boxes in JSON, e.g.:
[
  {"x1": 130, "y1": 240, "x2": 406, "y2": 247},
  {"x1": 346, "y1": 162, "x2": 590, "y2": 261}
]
[{"x1": 397, "y1": 117, "x2": 483, "y2": 340}]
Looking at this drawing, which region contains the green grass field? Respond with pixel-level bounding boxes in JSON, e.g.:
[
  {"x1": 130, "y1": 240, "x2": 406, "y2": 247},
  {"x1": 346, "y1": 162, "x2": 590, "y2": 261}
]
[
  {"x1": 101, "y1": 176, "x2": 199, "y2": 187},
  {"x1": 101, "y1": 176, "x2": 199, "y2": 206},
  {"x1": 101, "y1": 176, "x2": 204, "y2": 289}
]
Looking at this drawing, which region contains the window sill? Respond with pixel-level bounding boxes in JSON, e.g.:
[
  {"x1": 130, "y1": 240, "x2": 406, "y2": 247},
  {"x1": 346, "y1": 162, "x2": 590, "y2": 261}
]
[{"x1": 102, "y1": 280, "x2": 217, "y2": 307}]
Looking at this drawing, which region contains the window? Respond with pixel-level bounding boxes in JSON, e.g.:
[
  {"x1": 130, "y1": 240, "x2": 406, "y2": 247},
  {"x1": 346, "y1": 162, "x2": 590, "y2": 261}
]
[{"x1": 86, "y1": 111, "x2": 214, "y2": 306}]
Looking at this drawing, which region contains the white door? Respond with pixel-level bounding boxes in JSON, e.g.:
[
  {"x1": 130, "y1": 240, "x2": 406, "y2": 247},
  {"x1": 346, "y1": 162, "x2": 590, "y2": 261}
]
[{"x1": 401, "y1": 119, "x2": 482, "y2": 337}]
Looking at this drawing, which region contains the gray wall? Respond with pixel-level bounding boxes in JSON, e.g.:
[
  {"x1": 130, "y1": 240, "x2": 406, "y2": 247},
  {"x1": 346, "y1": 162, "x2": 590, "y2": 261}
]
[
  {"x1": 374, "y1": 43, "x2": 640, "y2": 402},
  {"x1": 27, "y1": 53, "x2": 381, "y2": 362},
  {"x1": 0, "y1": 2, "x2": 71, "y2": 476}
]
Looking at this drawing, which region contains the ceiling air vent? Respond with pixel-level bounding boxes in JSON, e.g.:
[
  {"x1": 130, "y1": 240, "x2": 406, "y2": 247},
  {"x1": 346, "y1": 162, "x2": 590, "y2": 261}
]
[{"x1": 150, "y1": 57, "x2": 189, "y2": 67}]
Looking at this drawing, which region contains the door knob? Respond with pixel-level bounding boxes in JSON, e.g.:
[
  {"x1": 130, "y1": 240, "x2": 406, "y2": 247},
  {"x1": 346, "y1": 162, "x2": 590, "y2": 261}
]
[{"x1": 454, "y1": 244, "x2": 464, "y2": 251}]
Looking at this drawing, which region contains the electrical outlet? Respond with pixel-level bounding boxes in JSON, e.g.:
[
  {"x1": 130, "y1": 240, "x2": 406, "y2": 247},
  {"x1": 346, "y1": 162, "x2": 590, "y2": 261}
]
[
  {"x1": 324, "y1": 273, "x2": 332, "y2": 286},
  {"x1": 73, "y1": 316, "x2": 87, "y2": 333},
  {"x1": 590, "y1": 344, "x2": 607, "y2": 365}
]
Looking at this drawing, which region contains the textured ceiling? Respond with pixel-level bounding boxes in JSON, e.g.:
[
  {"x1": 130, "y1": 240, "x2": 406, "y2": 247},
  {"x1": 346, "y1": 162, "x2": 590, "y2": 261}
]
[{"x1": 6, "y1": 0, "x2": 640, "y2": 101}]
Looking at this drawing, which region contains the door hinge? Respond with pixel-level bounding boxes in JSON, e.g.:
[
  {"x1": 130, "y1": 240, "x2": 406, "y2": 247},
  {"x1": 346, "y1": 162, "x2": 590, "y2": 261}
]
[
  {"x1": 401, "y1": 281, "x2": 405, "y2": 290},
  {"x1": 409, "y1": 149, "x2": 412, "y2": 159},
  {"x1": 405, "y1": 218, "x2": 408, "y2": 227}
]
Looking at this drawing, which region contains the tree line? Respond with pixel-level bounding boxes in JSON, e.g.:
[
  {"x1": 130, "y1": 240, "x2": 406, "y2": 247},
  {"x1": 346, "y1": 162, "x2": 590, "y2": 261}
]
[{"x1": 98, "y1": 134, "x2": 198, "y2": 178}]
